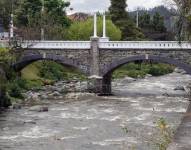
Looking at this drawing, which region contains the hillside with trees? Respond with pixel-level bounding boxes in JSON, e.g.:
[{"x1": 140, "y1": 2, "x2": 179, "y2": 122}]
[{"x1": 130, "y1": 6, "x2": 178, "y2": 40}]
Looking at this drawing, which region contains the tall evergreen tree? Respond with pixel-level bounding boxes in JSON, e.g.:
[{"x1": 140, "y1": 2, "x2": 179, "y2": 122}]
[
  {"x1": 109, "y1": 0, "x2": 144, "y2": 40},
  {"x1": 152, "y1": 12, "x2": 166, "y2": 32},
  {"x1": 139, "y1": 12, "x2": 151, "y2": 28}
]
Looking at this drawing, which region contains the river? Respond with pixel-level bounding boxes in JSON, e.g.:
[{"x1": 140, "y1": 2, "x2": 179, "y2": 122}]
[{"x1": 0, "y1": 71, "x2": 191, "y2": 150}]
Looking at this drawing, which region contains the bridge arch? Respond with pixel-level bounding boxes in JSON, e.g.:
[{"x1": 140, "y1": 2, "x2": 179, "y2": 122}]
[
  {"x1": 100, "y1": 55, "x2": 191, "y2": 94},
  {"x1": 102, "y1": 55, "x2": 191, "y2": 77},
  {"x1": 13, "y1": 54, "x2": 89, "y2": 75}
]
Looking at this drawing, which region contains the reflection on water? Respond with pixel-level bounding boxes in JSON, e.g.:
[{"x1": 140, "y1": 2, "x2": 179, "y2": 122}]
[{"x1": 0, "y1": 72, "x2": 190, "y2": 150}]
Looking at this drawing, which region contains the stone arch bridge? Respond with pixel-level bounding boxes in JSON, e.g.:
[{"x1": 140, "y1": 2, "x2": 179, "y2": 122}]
[{"x1": 12, "y1": 38, "x2": 191, "y2": 94}]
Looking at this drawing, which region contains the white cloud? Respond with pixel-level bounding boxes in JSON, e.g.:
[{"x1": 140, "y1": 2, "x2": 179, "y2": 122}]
[
  {"x1": 68, "y1": 0, "x2": 174, "y2": 14},
  {"x1": 68, "y1": 0, "x2": 110, "y2": 13}
]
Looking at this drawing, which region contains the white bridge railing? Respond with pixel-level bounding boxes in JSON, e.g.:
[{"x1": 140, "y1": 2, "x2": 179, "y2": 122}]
[
  {"x1": 99, "y1": 41, "x2": 191, "y2": 50},
  {"x1": 20, "y1": 40, "x2": 191, "y2": 50},
  {"x1": 21, "y1": 41, "x2": 91, "y2": 49}
]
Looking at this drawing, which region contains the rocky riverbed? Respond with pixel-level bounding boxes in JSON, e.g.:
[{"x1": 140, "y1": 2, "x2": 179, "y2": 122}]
[{"x1": 0, "y1": 69, "x2": 191, "y2": 150}]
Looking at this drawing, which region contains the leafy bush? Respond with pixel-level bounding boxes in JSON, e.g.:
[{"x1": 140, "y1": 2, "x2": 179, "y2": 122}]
[
  {"x1": 39, "y1": 61, "x2": 66, "y2": 81},
  {"x1": 153, "y1": 118, "x2": 173, "y2": 150},
  {"x1": 66, "y1": 17, "x2": 121, "y2": 41},
  {"x1": 37, "y1": 61, "x2": 86, "y2": 81},
  {"x1": 113, "y1": 62, "x2": 175, "y2": 79},
  {"x1": 148, "y1": 64, "x2": 174, "y2": 76},
  {"x1": 7, "y1": 82, "x2": 23, "y2": 99}
]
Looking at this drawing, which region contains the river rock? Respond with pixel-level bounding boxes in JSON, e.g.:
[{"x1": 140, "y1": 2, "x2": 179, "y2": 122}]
[
  {"x1": 174, "y1": 86, "x2": 185, "y2": 91},
  {"x1": 145, "y1": 74, "x2": 152, "y2": 78},
  {"x1": 120, "y1": 77, "x2": 136, "y2": 84},
  {"x1": 174, "y1": 68, "x2": 187, "y2": 74},
  {"x1": 23, "y1": 120, "x2": 36, "y2": 124},
  {"x1": 52, "y1": 91, "x2": 61, "y2": 96},
  {"x1": 40, "y1": 94, "x2": 48, "y2": 99},
  {"x1": 26, "y1": 92, "x2": 40, "y2": 100},
  {"x1": 12, "y1": 104, "x2": 22, "y2": 109},
  {"x1": 2, "y1": 127, "x2": 9, "y2": 131},
  {"x1": 65, "y1": 92, "x2": 95, "y2": 100},
  {"x1": 29, "y1": 106, "x2": 48, "y2": 112},
  {"x1": 162, "y1": 93, "x2": 170, "y2": 97}
]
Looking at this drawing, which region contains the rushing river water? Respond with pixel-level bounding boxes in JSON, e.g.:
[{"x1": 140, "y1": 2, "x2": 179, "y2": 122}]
[{"x1": 0, "y1": 72, "x2": 191, "y2": 150}]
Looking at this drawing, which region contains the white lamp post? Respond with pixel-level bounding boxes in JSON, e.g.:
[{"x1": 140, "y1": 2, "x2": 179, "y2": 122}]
[
  {"x1": 93, "y1": 13, "x2": 97, "y2": 37},
  {"x1": 100, "y1": 12, "x2": 109, "y2": 42},
  {"x1": 103, "y1": 12, "x2": 106, "y2": 38}
]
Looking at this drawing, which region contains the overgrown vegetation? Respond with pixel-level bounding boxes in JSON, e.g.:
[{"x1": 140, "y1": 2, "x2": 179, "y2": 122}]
[
  {"x1": 152, "y1": 118, "x2": 174, "y2": 150},
  {"x1": 122, "y1": 118, "x2": 174, "y2": 150},
  {"x1": 112, "y1": 62, "x2": 175, "y2": 79},
  {"x1": 22, "y1": 61, "x2": 86, "y2": 81}
]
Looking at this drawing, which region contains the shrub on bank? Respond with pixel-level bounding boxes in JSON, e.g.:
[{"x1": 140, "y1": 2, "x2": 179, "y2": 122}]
[
  {"x1": 113, "y1": 62, "x2": 175, "y2": 79},
  {"x1": 7, "y1": 81, "x2": 23, "y2": 99},
  {"x1": 148, "y1": 64, "x2": 174, "y2": 76}
]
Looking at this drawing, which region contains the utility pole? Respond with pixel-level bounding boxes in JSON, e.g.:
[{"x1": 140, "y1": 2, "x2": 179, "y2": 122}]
[
  {"x1": 10, "y1": 0, "x2": 14, "y2": 39},
  {"x1": 41, "y1": 0, "x2": 45, "y2": 40}
]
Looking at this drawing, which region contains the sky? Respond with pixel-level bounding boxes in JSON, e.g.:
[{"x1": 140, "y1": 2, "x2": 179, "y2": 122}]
[{"x1": 68, "y1": 0, "x2": 175, "y2": 14}]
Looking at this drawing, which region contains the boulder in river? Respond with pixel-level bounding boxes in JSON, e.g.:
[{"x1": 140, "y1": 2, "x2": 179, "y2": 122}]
[
  {"x1": 52, "y1": 91, "x2": 61, "y2": 96},
  {"x1": 145, "y1": 74, "x2": 152, "y2": 78},
  {"x1": 120, "y1": 77, "x2": 136, "y2": 84},
  {"x1": 29, "y1": 105, "x2": 48, "y2": 112},
  {"x1": 174, "y1": 86, "x2": 185, "y2": 91},
  {"x1": 12, "y1": 104, "x2": 22, "y2": 109},
  {"x1": 174, "y1": 68, "x2": 187, "y2": 74},
  {"x1": 23, "y1": 120, "x2": 36, "y2": 124}
]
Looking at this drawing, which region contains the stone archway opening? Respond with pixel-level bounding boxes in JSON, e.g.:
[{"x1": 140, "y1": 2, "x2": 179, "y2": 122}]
[
  {"x1": 12, "y1": 55, "x2": 89, "y2": 94},
  {"x1": 101, "y1": 55, "x2": 191, "y2": 95}
]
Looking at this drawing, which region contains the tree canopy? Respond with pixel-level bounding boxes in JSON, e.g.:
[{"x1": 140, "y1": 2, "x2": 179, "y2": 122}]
[
  {"x1": 109, "y1": 0, "x2": 144, "y2": 40},
  {"x1": 0, "y1": 0, "x2": 19, "y2": 30},
  {"x1": 0, "y1": 0, "x2": 71, "y2": 40},
  {"x1": 66, "y1": 17, "x2": 121, "y2": 41},
  {"x1": 152, "y1": 12, "x2": 166, "y2": 32},
  {"x1": 173, "y1": 0, "x2": 191, "y2": 40},
  {"x1": 15, "y1": 0, "x2": 70, "y2": 27}
]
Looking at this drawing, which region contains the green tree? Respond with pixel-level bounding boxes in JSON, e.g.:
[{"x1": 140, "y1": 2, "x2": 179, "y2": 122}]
[
  {"x1": 66, "y1": 17, "x2": 121, "y2": 41},
  {"x1": 15, "y1": 0, "x2": 70, "y2": 27},
  {"x1": 152, "y1": 12, "x2": 166, "y2": 32},
  {"x1": 13, "y1": 0, "x2": 70, "y2": 40},
  {"x1": 173, "y1": 0, "x2": 191, "y2": 40},
  {"x1": 109, "y1": 0, "x2": 144, "y2": 40},
  {"x1": 0, "y1": 0, "x2": 19, "y2": 30},
  {"x1": 139, "y1": 12, "x2": 151, "y2": 28}
]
